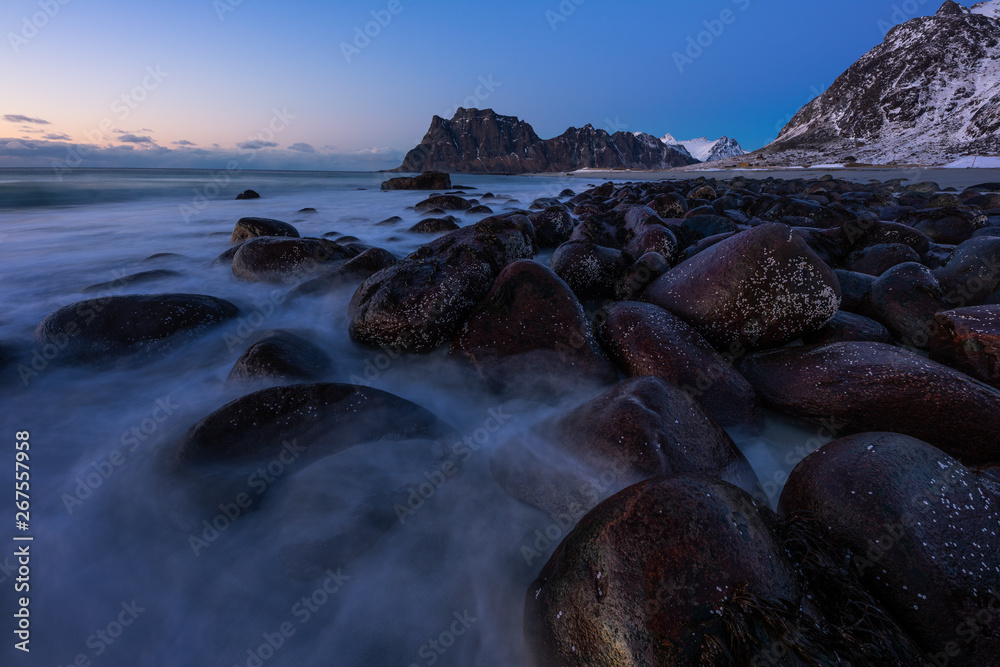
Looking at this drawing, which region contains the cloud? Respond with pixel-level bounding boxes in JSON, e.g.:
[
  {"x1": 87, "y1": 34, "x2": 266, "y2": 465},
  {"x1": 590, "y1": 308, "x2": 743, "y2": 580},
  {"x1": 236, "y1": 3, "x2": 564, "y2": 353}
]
[
  {"x1": 237, "y1": 140, "x2": 279, "y2": 150},
  {"x1": 44, "y1": 133, "x2": 71, "y2": 140},
  {"x1": 0, "y1": 136, "x2": 405, "y2": 171},
  {"x1": 172, "y1": 139, "x2": 196, "y2": 146},
  {"x1": 3, "y1": 115, "x2": 50, "y2": 125},
  {"x1": 288, "y1": 142, "x2": 316, "y2": 153},
  {"x1": 119, "y1": 134, "x2": 154, "y2": 144}
]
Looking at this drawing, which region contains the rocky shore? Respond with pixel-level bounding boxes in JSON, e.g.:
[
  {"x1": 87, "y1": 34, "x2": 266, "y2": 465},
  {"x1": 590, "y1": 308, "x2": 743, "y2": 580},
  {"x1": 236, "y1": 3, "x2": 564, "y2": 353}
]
[{"x1": 23, "y1": 171, "x2": 1000, "y2": 665}]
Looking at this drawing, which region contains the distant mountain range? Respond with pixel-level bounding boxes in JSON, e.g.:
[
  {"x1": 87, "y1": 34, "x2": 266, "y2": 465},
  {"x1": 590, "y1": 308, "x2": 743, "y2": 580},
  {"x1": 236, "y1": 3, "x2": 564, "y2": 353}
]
[
  {"x1": 714, "y1": 0, "x2": 1000, "y2": 167},
  {"x1": 659, "y1": 133, "x2": 747, "y2": 162},
  {"x1": 393, "y1": 108, "x2": 705, "y2": 174}
]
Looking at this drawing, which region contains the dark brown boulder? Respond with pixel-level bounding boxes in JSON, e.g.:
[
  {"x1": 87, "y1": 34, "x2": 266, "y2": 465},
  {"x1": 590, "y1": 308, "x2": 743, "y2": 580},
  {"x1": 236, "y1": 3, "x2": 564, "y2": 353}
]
[
  {"x1": 492, "y1": 378, "x2": 761, "y2": 520},
  {"x1": 227, "y1": 330, "x2": 332, "y2": 385},
  {"x1": 414, "y1": 195, "x2": 471, "y2": 212},
  {"x1": 644, "y1": 223, "x2": 841, "y2": 353},
  {"x1": 232, "y1": 237, "x2": 357, "y2": 283},
  {"x1": 172, "y1": 383, "x2": 457, "y2": 468},
  {"x1": 647, "y1": 192, "x2": 688, "y2": 218},
  {"x1": 738, "y1": 341, "x2": 1000, "y2": 463},
  {"x1": 35, "y1": 294, "x2": 238, "y2": 364},
  {"x1": 290, "y1": 247, "x2": 398, "y2": 297},
  {"x1": 934, "y1": 237, "x2": 1000, "y2": 308},
  {"x1": 623, "y1": 224, "x2": 679, "y2": 263},
  {"x1": 348, "y1": 216, "x2": 535, "y2": 352},
  {"x1": 842, "y1": 219, "x2": 931, "y2": 256},
  {"x1": 911, "y1": 209, "x2": 985, "y2": 245},
  {"x1": 833, "y1": 268, "x2": 875, "y2": 314},
  {"x1": 528, "y1": 206, "x2": 576, "y2": 248},
  {"x1": 524, "y1": 475, "x2": 920, "y2": 667},
  {"x1": 801, "y1": 310, "x2": 893, "y2": 345},
  {"x1": 614, "y1": 252, "x2": 670, "y2": 301},
  {"x1": 594, "y1": 302, "x2": 759, "y2": 428},
  {"x1": 779, "y1": 432, "x2": 1000, "y2": 667},
  {"x1": 230, "y1": 217, "x2": 299, "y2": 244},
  {"x1": 550, "y1": 241, "x2": 628, "y2": 300},
  {"x1": 409, "y1": 217, "x2": 459, "y2": 233},
  {"x1": 380, "y1": 171, "x2": 451, "y2": 191},
  {"x1": 930, "y1": 305, "x2": 1000, "y2": 389},
  {"x1": 451, "y1": 260, "x2": 615, "y2": 395},
  {"x1": 235, "y1": 189, "x2": 260, "y2": 200},
  {"x1": 868, "y1": 262, "x2": 950, "y2": 348},
  {"x1": 844, "y1": 242, "x2": 921, "y2": 276}
]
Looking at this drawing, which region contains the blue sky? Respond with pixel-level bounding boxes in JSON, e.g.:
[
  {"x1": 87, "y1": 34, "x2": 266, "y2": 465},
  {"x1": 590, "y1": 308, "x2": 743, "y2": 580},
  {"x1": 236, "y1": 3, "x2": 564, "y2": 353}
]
[{"x1": 0, "y1": 0, "x2": 979, "y2": 170}]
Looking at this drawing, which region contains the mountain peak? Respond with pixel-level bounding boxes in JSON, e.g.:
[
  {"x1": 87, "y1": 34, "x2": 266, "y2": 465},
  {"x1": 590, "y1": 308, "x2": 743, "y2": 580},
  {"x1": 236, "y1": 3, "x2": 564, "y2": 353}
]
[{"x1": 937, "y1": 0, "x2": 969, "y2": 16}]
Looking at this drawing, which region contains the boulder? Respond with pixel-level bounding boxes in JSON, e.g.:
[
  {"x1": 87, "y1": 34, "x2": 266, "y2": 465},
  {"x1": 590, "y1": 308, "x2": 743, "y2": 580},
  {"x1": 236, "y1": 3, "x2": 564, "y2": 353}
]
[
  {"x1": 227, "y1": 330, "x2": 332, "y2": 384},
  {"x1": 290, "y1": 248, "x2": 398, "y2": 297},
  {"x1": 528, "y1": 206, "x2": 576, "y2": 248},
  {"x1": 235, "y1": 189, "x2": 260, "y2": 200},
  {"x1": 380, "y1": 172, "x2": 451, "y2": 191},
  {"x1": 232, "y1": 237, "x2": 357, "y2": 283},
  {"x1": 81, "y1": 269, "x2": 180, "y2": 294},
  {"x1": 644, "y1": 223, "x2": 841, "y2": 353},
  {"x1": 492, "y1": 378, "x2": 761, "y2": 520},
  {"x1": 348, "y1": 216, "x2": 535, "y2": 352},
  {"x1": 550, "y1": 241, "x2": 628, "y2": 300},
  {"x1": 35, "y1": 294, "x2": 238, "y2": 364},
  {"x1": 614, "y1": 252, "x2": 670, "y2": 301},
  {"x1": 738, "y1": 341, "x2": 1000, "y2": 463},
  {"x1": 451, "y1": 260, "x2": 615, "y2": 395},
  {"x1": 934, "y1": 237, "x2": 1000, "y2": 308},
  {"x1": 929, "y1": 305, "x2": 1000, "y2": 388},
  {"x1": 801, "y1": 311, "x2": 893, "y2": 345},
  {"x1": 230, "y1": 217, "x2": 300, "y2": 244},
  {"x1": 868, "y1": 262, "x2": 950, "y2": 348},
  {"x1": 844, "y1": 243, "x2": 921, "y2": 276},
  {"x1": 594, "y1": 302, "x2": 759, "y2": 428},
  {"x1": 409, "y1": 217, "x2": 460, "y2": 233},
  {"x1": 779, "y1": 432, "x2": 1000, "y2": 667},
  {"x1": 414, "y1": 195, "x2": 472, "y2": 212}
]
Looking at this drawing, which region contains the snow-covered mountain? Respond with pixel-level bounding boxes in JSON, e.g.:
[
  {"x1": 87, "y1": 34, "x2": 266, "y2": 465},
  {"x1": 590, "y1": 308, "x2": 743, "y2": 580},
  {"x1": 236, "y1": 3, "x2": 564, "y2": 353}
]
[
  {"x1": 740, "y1": 0, "x2": 1000, "y2": 166},
  {"x1": 660, "y1": 134, "x2": 748, "y2": 162}
]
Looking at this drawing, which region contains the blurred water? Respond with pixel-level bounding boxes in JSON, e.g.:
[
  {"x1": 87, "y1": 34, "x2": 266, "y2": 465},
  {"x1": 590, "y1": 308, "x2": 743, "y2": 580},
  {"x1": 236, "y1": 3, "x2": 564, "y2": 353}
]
[{"x1": 0, "y1": 168, "x2": 809, "y2": 666}]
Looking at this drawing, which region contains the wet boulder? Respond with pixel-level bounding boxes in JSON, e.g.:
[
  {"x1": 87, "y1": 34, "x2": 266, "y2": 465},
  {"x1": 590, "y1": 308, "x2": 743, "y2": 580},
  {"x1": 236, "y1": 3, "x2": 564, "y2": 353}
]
[
  {"x1": 492, "y1": 378, "x2": 761, "y2": 520},
  {"x1": 779, "y1": 432, "x2": 1000, "y2": 667},
  {"x1": 550, "y1": 241, "x2": 628, "y2": 300},
  {"x1": 35, "y1": 294, "x2": 238, "y2": 364},
  {"x1": 594, "y1": 302, "x2": 759, "y2": 428},
  {"x1": 930, "y1": 305, "x2": 1000, "y2": 389},
  {"x1": 801, "y1": 311, "x2": 893, "y2": 345},
  {"x1": 844, "y1": 243, "x2": 921, "y2": 276},
  {"x1": 910, "y1": 208, "x2": 985, "y2": 245},
  {"x1": 380, "y1": 172, "x2": 451, "y2": 191},
  {"x1": 290, "y1": 247, "x2": 398, "y2": 297},
  {"x1": 348, "y1": 217, "x2": 535, "y2": 352},
  {"x1": 414, "y1": 195, "x2": 472, "y2": 212},
  {"x1": 934, "y1": 237, "x2": 1000, "y2": 308},
  {"x1": 833, "y1": 268, "x2": 875, "y2": 314},
  {"x1": 614, "y1": 252, "x2": 670, "y2": 301},
  {"x1": 82, "y1": 269, "x2": 181, "y2": 294},
  {"x1": 528, "y1": 206, "x2": 576, "y2": 248},
  {"x1": 227, "y1": 330, "x2": 332, "y2": 385},
  {"x1": 644, "y1": 223, "x2": 841, "y2": 352},
  {"x1": 738, "y1": 341, "x2": 1000, "y2": 464},
  {"x1": 235, "y1": 189, "x2": 260, "y2": 200},
  {"x1": 232, "y1": 237, "x2": 357, "y2": 283},
  {"x1": 409, "y1": 217, "x2": 459, "y2": 233},
  {"x1": 623, "y1": 224, "x2": 679, "y2": 264},
  {"x1": 524, "y1": 475, "x2": 920, "y2": 667},
  {"x1": 230, "y1": 217, "x2": 299, "y2": 244},
  {"x1": 451, "y1": 260, "x2": 616, "y2": 396},
  {"x1": 868, "y1": 262, "x2": 950, "y2": 348}
]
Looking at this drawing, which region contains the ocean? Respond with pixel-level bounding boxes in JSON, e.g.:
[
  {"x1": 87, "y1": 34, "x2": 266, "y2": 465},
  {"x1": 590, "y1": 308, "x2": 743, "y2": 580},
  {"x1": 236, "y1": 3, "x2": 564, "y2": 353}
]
[{"x1": 0, "y1": 168, "x2": 816, "y2": 666}]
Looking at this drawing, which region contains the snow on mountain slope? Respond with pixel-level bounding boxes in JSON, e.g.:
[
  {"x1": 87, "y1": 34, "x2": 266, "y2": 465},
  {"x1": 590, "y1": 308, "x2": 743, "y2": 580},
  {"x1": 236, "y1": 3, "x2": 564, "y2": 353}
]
[
  {"x1": 753, "y1": 0, "x2": 1000, "y2": 166},
  {"x1": 659, "y1": 133, "x2": 747, "y2": 162}
]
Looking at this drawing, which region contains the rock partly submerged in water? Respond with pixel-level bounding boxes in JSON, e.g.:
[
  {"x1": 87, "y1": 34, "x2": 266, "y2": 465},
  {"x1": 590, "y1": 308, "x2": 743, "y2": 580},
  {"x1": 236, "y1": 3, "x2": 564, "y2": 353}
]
[
  {"x1": 227, "y1": 330, "x2": 332, "y2": 385},
  {"x1": 739, "y1": 341, "x2": 1000, "y2": 464},
  {"x1": 491, "y1": 377, "x2": 761, "y2": 519},
  {"x1": 348, "y1": 215, "x2": 535, "y2": 353},
  {"x1": 232, "y1": 237, "x2": 358, "y2": 283},
  {"x1": 594, "y1": 301, "x2": 759, "y2": 429},
  {"x1": 380, "y1": 171, "x2": 451, "y2": 191},
  {"x1": 230, "y1": 217, "x2": 300, "y2": 244},
  {"x1": 451, "y1": 260, "x2": 615, "y2": 396},
  {"x1": 35, "y1": 293, "x2": 239, "y2": 365}
]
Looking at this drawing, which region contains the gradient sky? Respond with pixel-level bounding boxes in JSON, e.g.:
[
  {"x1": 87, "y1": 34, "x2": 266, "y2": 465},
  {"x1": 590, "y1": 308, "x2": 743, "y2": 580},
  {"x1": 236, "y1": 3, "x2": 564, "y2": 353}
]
[{"x1": 0, "y1": 0, "x2": 981, "y2": 170}]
